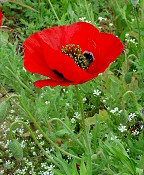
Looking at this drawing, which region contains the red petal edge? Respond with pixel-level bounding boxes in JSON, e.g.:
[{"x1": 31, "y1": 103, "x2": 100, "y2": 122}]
[
  {"x1": 34, "y1": 79, "x2": 78, "y2": 88},
  {"x1": 0, "y1": 10, "x2": 4, "y2": 27}
]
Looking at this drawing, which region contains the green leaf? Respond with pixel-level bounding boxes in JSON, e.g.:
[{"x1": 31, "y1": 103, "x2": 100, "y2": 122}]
[
  {"x1": 9, "y1": 140, "x2": 23, "y2": 161},
  {"x1": 0, "y1": 101, "x2": 10, "y2": 123},
  {"x1": 55, "y1": 128, "x2": 70, "y2": 137},
  {"x1": 80, "y1": 159, "x2": 87, "y2": 175}
]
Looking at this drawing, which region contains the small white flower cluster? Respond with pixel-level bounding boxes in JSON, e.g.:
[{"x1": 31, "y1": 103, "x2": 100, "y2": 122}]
[
  {"x1": 20, "y1": 140, "x2": 27, "y2": 148},
  {"x1": 0, "y1": 170, "x2": 4, "y2": 175},
  {"x1": 93, "y1": 89, "x2": 101, "y2": 96},
  {"x1": 132, "y1": 130, "x2": 140, "y2": 135},
  {"x1": 12, "y1": 125, "x2": 25, "y2": 136},
  {"x1": 5, "y1": 160, "x2": 15, "y2": 170},
  {"x1": 79, "y1": 17, "x2": 92, "y2": 23},
  {"x1": 98, "y1": 17, "x2": 107, "y2": 21},
  {"x1": 15, "y1": 115, "x2": 22, "y2": 121},
  {"x1": 79, "y1": 17, "x2": 86, "y2": 21},
  {"x1": 125, "y1": 33, "x2": 138, "y2": 46},
  {"x1": 40, "y1": 93, "x2": 44, "y2": 98},
  {"x1": 83, "y1": 97, "x2": 87, "y2": 102},
  {"x1": 0, "y1": 121, "x2": 7, "y2": 129},
  {"x1": 14, "y1": 167, "x2": 27, "y2": 174},
  {"x1": 14, "y1": 157, "x2": 35, "y2": 175},
  {"x1": 71, "y1": 112, "x2": 81, "y2": 123},
  {"x1": 37, "y1": 133, "x2": 43, "y2": 140},
  {"x1": 10, "y1": 109, "x2": 15, "y2": 114},
  {"x1": 73, "y1": 112, "x2": 81, "y2": 119},
  {"x1": 66, "y1": 102, "x2": 70, "y2": 107},
  {"x1": 109, "y1": 23, "x2": 113, "y2": 26},
  {"x1": 91, "y1": 105, "x2": 96, "y2": 109},
  {"x1": 3, "y1": 140, "x2": 10, "y2": 149},
  {"x1": 110, "y1": 107, "x2": 123, "y2": 114},
  {"x1": 38, "y1": 163, "x2": 55, "y2": 175},
  {"x1": 128, "y1": 113, "x2": 136, "y2": 121},
  {"x1": 131, "y1": 125, "x2": 143, "y2": 136},
  {"x1": 45, "y1": 100, "x2": 50, "y2": 105},
  {"x1": 110, "y1": 135, "x2": 118, "y2": 140},
  {"x1": 125, "y1": 33, "x2": 129, "y2": 37},
  {"x1": 45, "y1": 147, "x2": 54, "y2": 154},
  {"x1": 118, "y1": 124, "x2": 127, "y2": 132}
]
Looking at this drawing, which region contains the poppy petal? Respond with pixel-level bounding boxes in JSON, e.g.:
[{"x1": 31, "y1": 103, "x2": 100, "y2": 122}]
[
  {"x1": 34, "y1": 79, "x2": 76, "y2": 88},
  {"x1": 88, "y1": 33, "x2": 124, "y2": 75},
  {"x1": 37, "y1": 25, "x2": 66, "y2": 50},
  {"x1": 0, "y1": 9, "x2": 4, "y2": 27},
  {"x1": 24, "y1": 33, "x2": 65, "y2": 81}
]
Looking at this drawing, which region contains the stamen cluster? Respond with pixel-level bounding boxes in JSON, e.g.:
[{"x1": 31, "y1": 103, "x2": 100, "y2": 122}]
[{"x1": 62, "y1": 44, "x2": 89, "y2": 70}]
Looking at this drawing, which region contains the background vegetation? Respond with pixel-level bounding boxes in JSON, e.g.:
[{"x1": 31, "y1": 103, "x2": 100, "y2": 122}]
[{"x1": 0, "y1": 0, "x2": 144, "y2": 174}]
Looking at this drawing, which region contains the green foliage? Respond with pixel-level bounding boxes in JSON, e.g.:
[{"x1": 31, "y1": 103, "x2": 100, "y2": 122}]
[{"x1": 0, "y1": 0, "x2": 144, "y2": 174}]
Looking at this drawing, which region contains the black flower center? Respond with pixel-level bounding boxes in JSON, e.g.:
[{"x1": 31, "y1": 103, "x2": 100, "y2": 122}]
[
  {"x1": 53, "y1": 70, "x2": 64, "y2": 78},
  {"x1": 61, "y1": 44, "x2": 95, "y2": 70}
]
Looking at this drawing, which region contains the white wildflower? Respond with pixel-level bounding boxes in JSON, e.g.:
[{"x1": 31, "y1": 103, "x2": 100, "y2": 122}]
[
  {"x1": 132, "y1": 130, "x2": 140, "y2": 135},
  {"x1": 98, "y1": 17, "x2": 107, "y2": 21},
  {"x1": 93, "y1": 89, "x2": 101, "y2": 96},
  {"x1": 10, "y1": 109, "x2": 15, "y2": 114},
  {"x1": 79, "y1": 17, "x2": 86, "y2": 21},
  {"x1": 73, "y1": 112, "x2": 81, "y2": 119},
  {"x1": 45, "y1": 101, "x2": 50, "y2": 105},
  {"x1": 109, "y1": 23, "x2": 113, "y2": 26},
  {"x1": 71, "y1": 118, "x2": 76, "y2": 124},
  {"x1": 118, "y1": 124, "x2": 127, "y2": 132},
  {"x1": 128, "y1": 113, "x2": 136, "y2": 121},
  {"x1": 125, "y1": 33, "x2": 129, "y2": 37},
  {"x1": 110, "y1": 107, "x2": 119, "y2": 114},
  {"x1": 83, "y1": 97, "x2": 87, "y2": 102}
]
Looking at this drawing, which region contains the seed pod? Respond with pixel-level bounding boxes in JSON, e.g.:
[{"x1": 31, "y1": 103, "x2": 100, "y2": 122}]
[
  {"x1": 124, "y1": 72, "x2": 132, "y2": 84},
  {"x1": 9, "y1": 139, "x2": 23, "y2": 161},
  {"x1": 0, "y1": 101, "x2": 10, "y2": 123}
]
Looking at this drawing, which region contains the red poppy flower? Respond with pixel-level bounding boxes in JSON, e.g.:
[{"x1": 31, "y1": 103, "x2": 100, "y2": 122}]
[
  {"x1": 0, "y1": 8, "x2": 4, "y2": 26},
  {"x1": 24, "y1": 22, "x2": 124, "y2": 88}
]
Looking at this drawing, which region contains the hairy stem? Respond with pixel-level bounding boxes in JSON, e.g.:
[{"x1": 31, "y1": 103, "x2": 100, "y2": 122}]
[
  {"x1": 75, "y1": 86, "x2": 92, "y2": 173},
  {"x1": 48, "y1": 118, "x2": 84, "y2": 148},
  {"x1": 47, "y1": 0, "x2": 60, "y2": 24}
]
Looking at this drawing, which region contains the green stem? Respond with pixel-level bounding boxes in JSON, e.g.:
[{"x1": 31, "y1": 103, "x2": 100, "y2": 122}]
[
  {"x1": 6, "y1": 67, "x2": 35, "y2": 95},
  {"x1": 124, "y1": 51, "x2": 129, "y2": 73},
  {"x1": 84, "y1": 0, "x2": 91, "y2": 20},
  {"x1": 75, "y1": 86, "x2": 92, "y2": 173},
  {"x1": 134, "y1": 6, "x2": 141, "y2": 57},
  {"x1": 9, "y1": 120, "x2": 59, "y2": 167},
  {"x1": 48, "y1": 118, "x2": 84, "y2": 148},
  {"x1": 47, "y1": 0, "x2": 60, "y2": 24},
  {"x1": 115, "y1": 0, "x2": 129, "y2": 26},
  {"x1": 7, "y1": 95, "x2": 81, "y2": 161}
]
